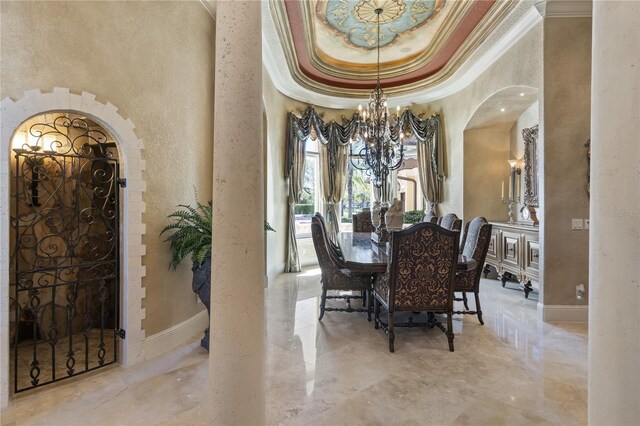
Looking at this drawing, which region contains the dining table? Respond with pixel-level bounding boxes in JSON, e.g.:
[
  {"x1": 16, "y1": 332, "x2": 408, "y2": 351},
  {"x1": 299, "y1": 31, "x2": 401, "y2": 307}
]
[{"x1": 338, "y1": 232, "x2": 477, "y2": 273}]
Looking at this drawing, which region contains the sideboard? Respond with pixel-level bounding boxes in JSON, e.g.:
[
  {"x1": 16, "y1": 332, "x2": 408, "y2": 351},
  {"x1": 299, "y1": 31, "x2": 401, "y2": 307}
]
[{"x1": 483, "y1": 222, "x2": 539, "y2": 299}]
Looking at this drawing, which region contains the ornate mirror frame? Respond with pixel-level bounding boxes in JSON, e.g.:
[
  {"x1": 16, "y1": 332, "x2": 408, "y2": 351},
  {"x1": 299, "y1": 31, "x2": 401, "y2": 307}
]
[{"x1": 522, "y1": 125, "x2": 539, "y2": 207}]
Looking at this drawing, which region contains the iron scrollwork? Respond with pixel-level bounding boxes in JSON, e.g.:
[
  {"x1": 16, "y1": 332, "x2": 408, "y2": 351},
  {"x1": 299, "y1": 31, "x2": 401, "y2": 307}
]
[{"x1": 11, "y1": 115, "x2": 120, "y2": 393}]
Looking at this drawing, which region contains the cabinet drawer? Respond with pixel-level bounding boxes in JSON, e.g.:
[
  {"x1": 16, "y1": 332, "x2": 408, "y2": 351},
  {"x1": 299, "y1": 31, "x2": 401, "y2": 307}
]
[
  {"x1": 525, "y1": 240, "x2": 540, "y2": 275},
  {"x1": 486, "y1": 231, "x2": 499, "y2": 263},
  {"x1": 501, "y1": 231, "x2": 521, "y2": 270}
]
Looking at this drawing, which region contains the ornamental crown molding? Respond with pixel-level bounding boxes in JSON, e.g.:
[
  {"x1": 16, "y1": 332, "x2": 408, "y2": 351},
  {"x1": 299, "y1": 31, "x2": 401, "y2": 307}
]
[
  {"x1": 534, "y1": 0, "x2": 592, "y2": 18},
  {"x1": 263, "y1": 2, "x2": 542, "y2": 109}
]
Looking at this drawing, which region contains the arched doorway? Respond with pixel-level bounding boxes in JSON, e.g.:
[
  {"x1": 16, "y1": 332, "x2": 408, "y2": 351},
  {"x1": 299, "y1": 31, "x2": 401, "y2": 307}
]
[
  {"x1": 9, "y1": 112, "x2": 122, "y2": 392},
  {"x1": 1, "y1": 89, "x2": 147, "y2": 407},
  {"x1": 463, "y1": 85, "x2": 540, "y2": 299}
]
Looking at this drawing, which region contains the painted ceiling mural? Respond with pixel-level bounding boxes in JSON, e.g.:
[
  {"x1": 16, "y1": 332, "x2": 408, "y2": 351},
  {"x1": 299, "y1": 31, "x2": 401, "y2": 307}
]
[
  {"x1": 270, "y1": 0, "x2": 518, "y2": 97},
  {"x1": 321, "y1": 0, "x2": 445, "y2": 49}
]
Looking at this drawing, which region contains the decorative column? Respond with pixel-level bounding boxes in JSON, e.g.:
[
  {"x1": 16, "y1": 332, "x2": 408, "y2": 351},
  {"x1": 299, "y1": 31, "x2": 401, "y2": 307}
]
[
  {"x1": 588, "y1": 1, "x2": 640, "y2": 424},
  {"x1": 210, "y1": 1, "x2": 264, "y2": 424}
]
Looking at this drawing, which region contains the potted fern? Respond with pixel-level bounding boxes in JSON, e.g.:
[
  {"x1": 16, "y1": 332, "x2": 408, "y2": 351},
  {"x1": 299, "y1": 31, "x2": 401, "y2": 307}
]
[{"x1": 161, "y1": 199, "x2": 274, "y2": 350}]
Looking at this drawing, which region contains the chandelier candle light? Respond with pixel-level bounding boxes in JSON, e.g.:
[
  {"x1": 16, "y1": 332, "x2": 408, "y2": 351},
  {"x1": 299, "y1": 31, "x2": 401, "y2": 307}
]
[{"x1": 350, "y1": 6, "x2": 405, "y2": 244}]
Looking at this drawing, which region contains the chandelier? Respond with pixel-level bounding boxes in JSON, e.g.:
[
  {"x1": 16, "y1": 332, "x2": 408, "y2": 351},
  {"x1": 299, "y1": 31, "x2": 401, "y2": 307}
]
[{"x1": 350, "y1": 6, "x2": 404, "y2": 190}]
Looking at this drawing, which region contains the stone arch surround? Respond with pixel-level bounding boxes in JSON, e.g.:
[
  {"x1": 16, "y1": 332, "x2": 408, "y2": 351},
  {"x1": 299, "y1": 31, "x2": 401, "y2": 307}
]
[{"x1": 0, "y1": 88, "x2": 147, "y2": 406}]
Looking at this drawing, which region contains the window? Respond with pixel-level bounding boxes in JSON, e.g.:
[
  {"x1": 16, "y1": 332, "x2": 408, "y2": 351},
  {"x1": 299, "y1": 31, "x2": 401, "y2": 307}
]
[
  {"x1": 340, "y1": 161, "x2": 371, "y2": 232},
  {"x1": 295, "y1": 140, "x2": 321, "y2": 238}
]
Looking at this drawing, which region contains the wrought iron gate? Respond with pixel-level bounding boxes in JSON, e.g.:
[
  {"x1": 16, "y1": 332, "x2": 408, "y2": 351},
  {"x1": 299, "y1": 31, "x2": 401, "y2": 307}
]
[{"x1": 10, "y1": 115, "x2": 121, "y2": 392}]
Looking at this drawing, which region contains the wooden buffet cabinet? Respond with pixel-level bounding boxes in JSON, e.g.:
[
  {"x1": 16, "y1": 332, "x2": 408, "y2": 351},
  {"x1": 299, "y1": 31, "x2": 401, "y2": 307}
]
[{"x1": 484, "y1": 222, "x2": 539, "y2": 299}]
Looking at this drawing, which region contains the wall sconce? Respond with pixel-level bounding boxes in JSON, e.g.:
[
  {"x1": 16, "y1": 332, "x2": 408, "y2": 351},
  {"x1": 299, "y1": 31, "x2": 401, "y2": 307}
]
[
  {"x1": 502, "y1": 159, "x2": 522, "y2": 224},
  {"x1": 12, "y1": 131, "x2": 48, "y2": 207}
]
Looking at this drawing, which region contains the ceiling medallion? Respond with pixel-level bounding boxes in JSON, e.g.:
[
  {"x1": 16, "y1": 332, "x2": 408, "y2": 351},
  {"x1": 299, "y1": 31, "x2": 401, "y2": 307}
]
[
  {"x1": 322, "y1": 0, "x2": 441, "y2": 49},
  {"x1": 354, "y1": 0, "x2": 405, "y2": 24}
]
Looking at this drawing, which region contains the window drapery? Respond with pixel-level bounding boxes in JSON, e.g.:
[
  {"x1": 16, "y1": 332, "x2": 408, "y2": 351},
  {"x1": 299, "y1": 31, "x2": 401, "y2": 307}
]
[
  {"x1": 285, "y1": 107, "x2": 444, "y2": 271},
  {"x1": 392, "y1": 110, "x2": 444, "y2": 214}
]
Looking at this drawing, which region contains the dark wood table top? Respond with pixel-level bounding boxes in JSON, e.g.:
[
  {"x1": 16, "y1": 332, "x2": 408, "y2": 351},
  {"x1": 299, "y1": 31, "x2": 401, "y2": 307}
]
[{"x1": 338, "y1": 232, "x2": 477, "y2": 273}]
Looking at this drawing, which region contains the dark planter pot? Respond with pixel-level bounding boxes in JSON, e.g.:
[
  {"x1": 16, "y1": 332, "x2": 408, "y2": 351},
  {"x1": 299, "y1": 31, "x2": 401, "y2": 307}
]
[{"x1": 192, "y1": 252, "x2": 211, "y2": 350}]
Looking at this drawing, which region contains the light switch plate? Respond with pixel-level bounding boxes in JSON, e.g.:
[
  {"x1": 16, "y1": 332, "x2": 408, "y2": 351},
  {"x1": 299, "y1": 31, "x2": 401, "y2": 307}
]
[
  {"x1": 584, "y1": 219, "x2": 590, "y2": 229},
  {"x1": 572, "y1": 219, "x2": 584, "y2": 230}
]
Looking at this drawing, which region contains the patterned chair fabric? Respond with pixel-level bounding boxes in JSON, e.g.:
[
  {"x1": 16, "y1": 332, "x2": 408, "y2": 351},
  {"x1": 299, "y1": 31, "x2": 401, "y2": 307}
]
[
  {"x1": 314, "y1": 212, "x2": 344, "y2": 267},
  {"x1": 438, "y1": 213, "x2": 462, "y2": 231},
  {"x1": 373, "y1": 222, "x2": 460, "y2": 352},
  {"x1": 353, "y1": 211, "x2": 375, "y2": 232},
  {"x1": 453, "y1": 217, "x2": 492, "y2": 324},
  {"x1": 422, "y1": 212, "x2": 438, "y2": 223},
  {"x1": 311, "y1": 216, "x2": 372, "y2": 320}
]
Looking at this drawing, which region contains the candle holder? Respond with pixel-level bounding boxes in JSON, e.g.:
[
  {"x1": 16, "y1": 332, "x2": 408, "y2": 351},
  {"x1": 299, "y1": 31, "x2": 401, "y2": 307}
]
[
  {"x1": 372, "y1": 204, "x2": 390, "y2": 244},
  {"x1": 502, "y1": 160, "x2": 521, "y2": 224}
]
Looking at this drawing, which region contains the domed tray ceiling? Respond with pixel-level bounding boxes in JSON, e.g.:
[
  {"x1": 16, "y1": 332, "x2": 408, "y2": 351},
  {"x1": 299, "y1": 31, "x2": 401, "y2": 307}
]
[{"x1": 270, "y1": 0, "x2": 517, "y2": 96}]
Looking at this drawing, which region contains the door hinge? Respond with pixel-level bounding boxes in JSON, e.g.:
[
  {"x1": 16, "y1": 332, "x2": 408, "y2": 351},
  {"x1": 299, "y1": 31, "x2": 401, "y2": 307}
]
[
  {"x1": 115, "y1": 329, "x2": 126, "y2": 339},
  {"x1": 116, "y1": 178, "x2": 127, "y2": 188}
]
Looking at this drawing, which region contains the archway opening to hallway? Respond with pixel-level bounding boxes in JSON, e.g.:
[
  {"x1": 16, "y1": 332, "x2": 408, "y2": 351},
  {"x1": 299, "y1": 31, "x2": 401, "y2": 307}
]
[
  {"x1": 463, "y1": 85, "x2": 540, "y2": 300},
  {"x1": 9, "y1": 112, "x2": 123, "y2": 393}
]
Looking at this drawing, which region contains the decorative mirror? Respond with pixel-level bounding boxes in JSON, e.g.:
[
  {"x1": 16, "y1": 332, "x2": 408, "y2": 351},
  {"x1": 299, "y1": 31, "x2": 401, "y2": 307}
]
[{"x1": 521, "y1": 125, "x2": 539, "y2": 224}]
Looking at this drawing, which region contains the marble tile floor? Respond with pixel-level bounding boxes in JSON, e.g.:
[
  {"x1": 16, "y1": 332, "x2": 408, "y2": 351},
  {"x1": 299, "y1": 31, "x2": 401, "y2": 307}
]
[{"x1": 9, "y1": 269, "x2": 588, "y2": 425}]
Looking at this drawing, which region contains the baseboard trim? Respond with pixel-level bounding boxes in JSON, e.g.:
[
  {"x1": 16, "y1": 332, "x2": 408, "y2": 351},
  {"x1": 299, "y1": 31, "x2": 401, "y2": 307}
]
[
  {"x1": 537, "y1": 303, "x2": 588, "y2": 323},
  {"x1": 142, "y1": 309, "x2": 209, "y2": 360}
]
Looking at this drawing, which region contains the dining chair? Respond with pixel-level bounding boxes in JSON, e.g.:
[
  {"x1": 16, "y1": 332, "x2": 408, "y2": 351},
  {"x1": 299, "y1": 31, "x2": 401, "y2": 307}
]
[
  {"x1": 453, "y1": 217, "x2": 492, "y2": 324},
  {"x1": 422, "y1": 212, "x2": 438, "y2": 223},
  {"x1": 314, "y1": 212, "x2": 345, "y2": 267},
  {"x1": 438, "y1": 213, "x2": 462, "y2": 231},
  {"x1": 373, "y1": 222, "x2": 460, "y2": 352},
  {"x1": 311, "y1": 216, "x2": 373, "y2": 321},
  {"x1": 353, "y1": 211, "x2": 375, "y2": 232}
]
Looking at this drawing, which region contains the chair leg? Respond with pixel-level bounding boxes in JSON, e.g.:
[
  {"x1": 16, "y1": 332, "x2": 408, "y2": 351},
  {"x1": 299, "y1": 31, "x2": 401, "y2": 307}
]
[
  {"x1": 388, "y1": 311, "x2": 395, "y2": 353},
  {"x1": 318, "y1": 289, "x2": 327, "y2": 321},
  {"x1": 462, "y1": 292, "x2": 469, "y2": 311},
  {"x1": 447, "y1": 313, "x2": 455, "y2": 352},
  {"x1": 366, "y1": 290, "x2": 372, "y2": 322},
  {"x1": 475, "y1": 291, "x2": 484, "y2": 325},
  {"x1": 374, "y1": 297, "x2": 380, "y2": 329}
]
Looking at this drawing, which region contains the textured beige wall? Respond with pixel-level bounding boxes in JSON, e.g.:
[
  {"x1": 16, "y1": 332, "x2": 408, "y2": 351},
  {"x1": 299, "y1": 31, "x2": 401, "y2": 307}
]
[
  {"x1": 411, "y1": 23, "x2": 543, "y2": 218},
  {"x1": 540, "y1": 17, "x2": 591, "y2": 306},
  {"x1": 0, "y1": 1, "x2": 215, "y2": 335},
  {"x1": 463, "y1": 126, "x2": 511, "y2": 222},
  {"x1": 510, "y1": 101, "x2": 539, "y2": 216}
]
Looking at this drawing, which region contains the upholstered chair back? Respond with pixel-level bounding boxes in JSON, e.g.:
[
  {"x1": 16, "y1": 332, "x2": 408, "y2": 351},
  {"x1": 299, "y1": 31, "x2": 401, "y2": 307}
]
[
  {"x1": 311, "y1": 216, "x2": 340, "y2": 276},
  {"x1": 456, "y1": 217, "x2": 492, "y2": 292},
  {"x1": 387, "y1": 222, "x2": 459, "y2": 312},
  {"x1": 353, "y1": 211, "x2": 375, "y2": 232},
  {"x1": 314, "y1": 212, "x2": 344, "y2": 266},
  {"x1": 422, "y1": 212, "x2": 438, "y2": 223},
  {"x1": 438, "y1": 213, "x2": 462, "y2": 231},
  {"x1": 312, "y1": 216, "x2": 371, "y2": 294}
]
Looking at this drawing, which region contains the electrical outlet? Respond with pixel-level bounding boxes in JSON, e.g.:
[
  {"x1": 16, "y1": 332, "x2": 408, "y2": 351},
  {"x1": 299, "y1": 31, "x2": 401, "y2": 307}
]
[
  {"x1": 584, "y1": 219, "x2": 590, "y2": 229},
  {"x1": 572, "y1": 219, "x2": 584, "y2": 230},
  {"x1": 576, "y1": 284, "x2": 585, "y2": 301}
]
